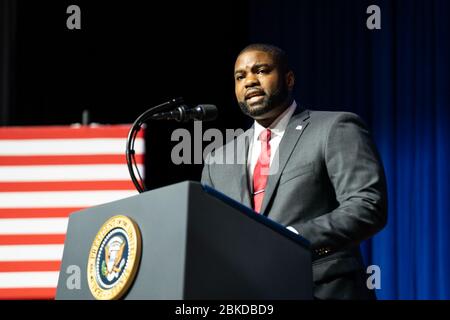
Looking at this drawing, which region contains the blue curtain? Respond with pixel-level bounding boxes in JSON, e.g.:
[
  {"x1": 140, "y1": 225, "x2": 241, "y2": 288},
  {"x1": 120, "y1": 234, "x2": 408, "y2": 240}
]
[{"x1": 247, "y1": 0, "x2": 450, "y2": 299}]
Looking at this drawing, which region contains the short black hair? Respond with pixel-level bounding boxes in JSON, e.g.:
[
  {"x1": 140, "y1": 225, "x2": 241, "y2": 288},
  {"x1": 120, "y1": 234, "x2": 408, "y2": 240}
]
[{"x1": 238, "y1": 43, "x2": 290, "y2": 75}]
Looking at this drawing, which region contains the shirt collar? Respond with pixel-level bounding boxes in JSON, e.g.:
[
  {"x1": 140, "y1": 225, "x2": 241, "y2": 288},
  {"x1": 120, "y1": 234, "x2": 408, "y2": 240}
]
[{"x1": 253, "y1": 100, "x2": 297, "y2": 140}]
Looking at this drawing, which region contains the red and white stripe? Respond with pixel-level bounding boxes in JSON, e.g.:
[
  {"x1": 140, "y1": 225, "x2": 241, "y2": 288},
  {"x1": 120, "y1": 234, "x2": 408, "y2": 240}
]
[{"x1": 0, "y1": 125, "x2": 144, "y2": 299}]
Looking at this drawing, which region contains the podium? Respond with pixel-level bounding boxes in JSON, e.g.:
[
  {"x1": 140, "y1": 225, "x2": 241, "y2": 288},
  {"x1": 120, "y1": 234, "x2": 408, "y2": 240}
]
[{"x1": 56, "y1": 181, "x2": 313, "y2": 299}]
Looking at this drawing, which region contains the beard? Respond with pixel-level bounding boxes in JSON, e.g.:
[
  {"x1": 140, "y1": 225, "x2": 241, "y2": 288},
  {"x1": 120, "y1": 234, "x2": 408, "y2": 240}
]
[{"x1": 238, "y1": 82, "x2": 290, "y2": 118}]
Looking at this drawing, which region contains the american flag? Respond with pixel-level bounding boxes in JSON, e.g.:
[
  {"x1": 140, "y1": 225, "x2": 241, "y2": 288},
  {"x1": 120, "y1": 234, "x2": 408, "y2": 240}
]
[{"x1": 0, "y1": 125, "x2": 144, "y2": 299}]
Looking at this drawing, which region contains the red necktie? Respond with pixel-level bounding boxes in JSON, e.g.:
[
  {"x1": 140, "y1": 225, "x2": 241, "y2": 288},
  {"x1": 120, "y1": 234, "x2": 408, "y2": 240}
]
[{"x1": 253, "y1": 129, "x2": 272, "y2": 213}]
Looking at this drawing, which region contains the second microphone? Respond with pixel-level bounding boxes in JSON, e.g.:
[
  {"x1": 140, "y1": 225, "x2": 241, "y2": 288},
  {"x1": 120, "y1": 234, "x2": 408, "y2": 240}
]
[{"x1": 151, "y1": 104, "x2": 218, "y2": 122}]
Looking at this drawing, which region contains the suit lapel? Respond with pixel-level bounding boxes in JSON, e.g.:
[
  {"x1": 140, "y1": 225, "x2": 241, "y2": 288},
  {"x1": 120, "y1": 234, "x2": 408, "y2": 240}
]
[
  {"x1": 260, "y1": 108, "x2": 311, "y2": 215},
  {"x1": 238, "y1": 126, "x2": 253, "y2": 208}
]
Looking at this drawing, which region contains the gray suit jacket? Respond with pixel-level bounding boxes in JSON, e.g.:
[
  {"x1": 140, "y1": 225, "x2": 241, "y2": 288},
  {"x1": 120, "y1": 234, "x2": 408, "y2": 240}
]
[{"x1": 201, "y1": 107, "x2": 388, "y2": 299}]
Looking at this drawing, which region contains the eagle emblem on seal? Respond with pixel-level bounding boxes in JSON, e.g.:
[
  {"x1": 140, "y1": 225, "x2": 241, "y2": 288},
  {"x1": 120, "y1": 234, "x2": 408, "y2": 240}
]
[{"x1": 101, "y1": 235, "x2": 126, "y2": 281}]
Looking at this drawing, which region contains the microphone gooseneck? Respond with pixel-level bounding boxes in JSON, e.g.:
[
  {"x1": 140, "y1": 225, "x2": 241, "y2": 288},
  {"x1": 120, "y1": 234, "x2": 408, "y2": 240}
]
[{"x1": 126, "y1": 98, "x2": 218, "y2": 193}]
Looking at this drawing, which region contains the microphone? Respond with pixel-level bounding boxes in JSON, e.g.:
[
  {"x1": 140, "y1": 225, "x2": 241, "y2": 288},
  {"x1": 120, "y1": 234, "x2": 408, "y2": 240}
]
[{"x1": 151, "y1": 104, "x2": 218, "y2": 122}]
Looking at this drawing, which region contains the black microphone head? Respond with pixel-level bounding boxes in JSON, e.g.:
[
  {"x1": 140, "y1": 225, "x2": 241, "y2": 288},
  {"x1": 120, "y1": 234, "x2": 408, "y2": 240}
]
[{"x1": 196, "y1": 104, "x2": 218, "y2": 121}]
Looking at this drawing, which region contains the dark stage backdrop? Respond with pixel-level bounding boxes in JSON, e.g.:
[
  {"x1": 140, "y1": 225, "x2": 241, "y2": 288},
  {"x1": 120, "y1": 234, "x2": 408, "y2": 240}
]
[
  {"x1": 0, "y1": 0, "x2": 251, "y2": 189},
  {"x1": 1, "y1": 0, "x2": 449, "y2": 299},
  {"x1": 246, "y1": 0, "x2": 450, "y2": 299}
]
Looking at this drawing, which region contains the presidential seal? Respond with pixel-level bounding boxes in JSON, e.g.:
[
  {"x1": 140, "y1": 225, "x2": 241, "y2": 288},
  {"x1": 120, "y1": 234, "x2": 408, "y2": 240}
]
[{"x1": 87, "y1": 215, "x2": 142, "y2": 300}]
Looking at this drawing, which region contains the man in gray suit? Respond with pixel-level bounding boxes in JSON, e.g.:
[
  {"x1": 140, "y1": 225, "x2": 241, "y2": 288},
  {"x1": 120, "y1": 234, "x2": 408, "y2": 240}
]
[{"x1": 201, "y1": 44, "x2": 387, "y2": 299}]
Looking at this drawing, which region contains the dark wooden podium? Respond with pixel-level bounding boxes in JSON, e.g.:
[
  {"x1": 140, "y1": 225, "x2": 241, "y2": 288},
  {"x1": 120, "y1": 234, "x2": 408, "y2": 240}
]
[{"x1": 56, "y1": 181, "x2": 312, "y2": 299}]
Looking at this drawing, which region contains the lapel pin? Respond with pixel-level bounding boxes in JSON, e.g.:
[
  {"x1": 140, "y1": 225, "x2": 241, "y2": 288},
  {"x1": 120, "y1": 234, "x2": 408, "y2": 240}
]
[{"x1": 296, "y1": 125, "x2": 303, "y2": 130}]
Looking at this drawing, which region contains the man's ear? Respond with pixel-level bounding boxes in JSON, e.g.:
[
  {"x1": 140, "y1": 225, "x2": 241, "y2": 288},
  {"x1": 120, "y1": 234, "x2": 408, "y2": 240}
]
[{"x1": 286, "y1": 70, "x2": 295, "y2": 91}]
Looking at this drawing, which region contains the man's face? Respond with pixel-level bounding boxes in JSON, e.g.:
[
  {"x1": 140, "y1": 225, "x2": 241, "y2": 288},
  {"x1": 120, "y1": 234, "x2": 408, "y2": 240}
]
[{"x1": 234, "y1": 50, "x2": 291, "y2": 120}]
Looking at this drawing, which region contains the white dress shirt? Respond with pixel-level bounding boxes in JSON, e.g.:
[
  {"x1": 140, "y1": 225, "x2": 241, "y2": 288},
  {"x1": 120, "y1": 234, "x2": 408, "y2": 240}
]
[{"x1": 247, "y1": 100, "x2": 297, "y2": 182}]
